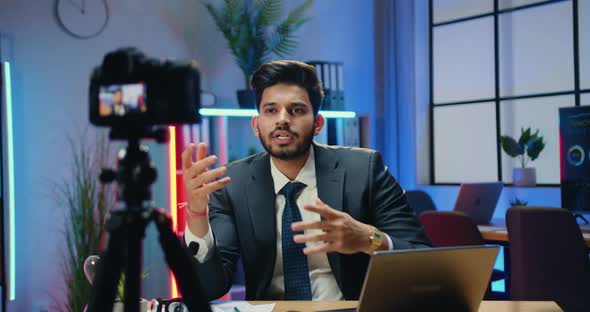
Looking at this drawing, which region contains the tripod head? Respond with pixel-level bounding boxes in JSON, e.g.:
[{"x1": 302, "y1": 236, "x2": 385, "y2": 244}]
[{"x1": 100, "y1": 126, "x2": 167, "y2": 210}]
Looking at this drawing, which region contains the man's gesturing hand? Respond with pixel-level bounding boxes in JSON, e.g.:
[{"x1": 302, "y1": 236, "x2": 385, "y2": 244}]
[
  {"x1": 292, "y1": 198, "x2": 381, "y2": 255},
  {"x1": 181, "y1": 143, "x2": 231, "y2": 218}
]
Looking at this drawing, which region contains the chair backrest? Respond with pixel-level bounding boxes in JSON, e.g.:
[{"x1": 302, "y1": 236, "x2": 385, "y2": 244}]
[
  {"x1": 418, "y1": 211, "x2": 484, "y2": 247},
  {"x1": 406, "y1": 190, "x2": 437, "y2": 215},
  {"x1": 507, "y1": 207, "x2": 590, "y2": 311}
]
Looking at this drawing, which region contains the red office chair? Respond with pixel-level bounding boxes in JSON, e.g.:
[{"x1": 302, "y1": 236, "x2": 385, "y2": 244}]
[
  {"x1": 418, "y1": 211, "x2": 507, "y2": 300},
  {"x1": 507, "y1": 207, "x2": 590, "y2": 311}
]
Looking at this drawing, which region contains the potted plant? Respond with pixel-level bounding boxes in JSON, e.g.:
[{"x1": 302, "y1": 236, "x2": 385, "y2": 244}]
[
  {"x1": 204, "y1": 0, "x2": 314, "y2": 108},
  {"x1": 53, "y1": 132, "x2": 115, "y2": 312},
  {"x1": 509, "y1": 196, "x2": 528, "y2": 208},
  {"x1": 500, "y1": 127, "x2": 546, "y2": 187}
]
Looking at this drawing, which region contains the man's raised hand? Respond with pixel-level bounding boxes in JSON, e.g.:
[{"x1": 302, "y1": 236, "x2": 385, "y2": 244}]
[{"x1": 181, "y1": 143, "x2": 231, "y2": 217}]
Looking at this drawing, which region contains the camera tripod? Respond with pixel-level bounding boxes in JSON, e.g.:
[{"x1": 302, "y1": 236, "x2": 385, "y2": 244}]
[{"x1": 88, "y1": 129, "x2": 211, "y2": 312}]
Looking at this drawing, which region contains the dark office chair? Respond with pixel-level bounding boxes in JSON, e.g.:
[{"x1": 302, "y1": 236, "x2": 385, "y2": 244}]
[
  {"x1": 507, "y1": 207, "x2": 590, "y2": 311},
  {"x1": 418, "y1": 211, "x2": 507, "y2": 300},
  {"x1": 406, "y1": 190, "x2": 437, "y2": 215}
]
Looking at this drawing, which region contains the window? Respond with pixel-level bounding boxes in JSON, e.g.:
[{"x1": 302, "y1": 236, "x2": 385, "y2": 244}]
[{"x1": 430, "y1": 0, "x2": 589, "y2": 185}]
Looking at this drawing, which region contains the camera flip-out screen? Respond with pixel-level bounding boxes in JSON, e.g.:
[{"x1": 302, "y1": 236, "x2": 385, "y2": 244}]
[{"x1": 99, "y1": 82, "x2": 147, "y2": 117}]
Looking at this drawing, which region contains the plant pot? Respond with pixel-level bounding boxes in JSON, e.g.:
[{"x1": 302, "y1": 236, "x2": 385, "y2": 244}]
[
  {"x1": 236, "y1": 89, "x2": 256, "y2": 109},
  {"x1": 513, "y1": 167, "x2": 536, "y2": 187},
  {"x1": 112, "y1": 298, "x2": 149, "y2": 312}
]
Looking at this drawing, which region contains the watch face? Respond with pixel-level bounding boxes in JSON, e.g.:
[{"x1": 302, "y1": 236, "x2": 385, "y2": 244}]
[
  {"x1": 56, "y1": 0, "x2": 109, "y2": 39},
  {"x1": 374, "y1": 231, "x2": 382, "y2": 240},
  {"x1": 370, "y1": 227, "x2": 383, "y2": 242}
]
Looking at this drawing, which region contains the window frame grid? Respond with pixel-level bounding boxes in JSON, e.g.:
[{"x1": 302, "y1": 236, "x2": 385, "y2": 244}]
[{"x1": 429, "y1": 0, "x2": 582, "y2": 186}]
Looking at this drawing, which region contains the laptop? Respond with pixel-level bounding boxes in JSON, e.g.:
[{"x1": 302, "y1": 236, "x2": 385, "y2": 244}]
[
  {"x1": 323, "y1": 246, "x2": 499, "y2": 312},
  {"x1": 453, "y1": 182, "x2": 503, "y2": 224}
]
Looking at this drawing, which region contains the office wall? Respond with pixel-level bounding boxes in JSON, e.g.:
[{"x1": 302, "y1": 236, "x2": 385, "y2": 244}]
[{"x1": 0, "y1": 0, "x2": 375, "y2": 310}]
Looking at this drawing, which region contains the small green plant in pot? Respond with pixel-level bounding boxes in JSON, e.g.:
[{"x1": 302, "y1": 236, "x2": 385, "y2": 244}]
[
  {"x1": 509, "y1": 196, "x2": 528, "y2": 207},
  {"x1": 500, "y1": 127, "x2": 546, "y2": 187},
  {"x1": 204, "y1": 0, "x2": 314, "y2": 108}
]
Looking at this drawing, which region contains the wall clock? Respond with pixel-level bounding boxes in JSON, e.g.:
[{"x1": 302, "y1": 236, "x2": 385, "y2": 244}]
[{"x1": 55, "y1": 0, "x2": 109, "y2": 39}]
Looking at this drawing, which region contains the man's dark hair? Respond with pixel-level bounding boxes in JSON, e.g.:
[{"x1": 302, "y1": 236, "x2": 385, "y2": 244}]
[{"x1": 251, "y1": 60, "x2": 324, "y2": 115}]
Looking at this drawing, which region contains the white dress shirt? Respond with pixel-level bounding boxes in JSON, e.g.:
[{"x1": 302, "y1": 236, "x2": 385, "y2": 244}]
[{"x1": 184, "y1": 145, "x2": 392, "y2": 300}]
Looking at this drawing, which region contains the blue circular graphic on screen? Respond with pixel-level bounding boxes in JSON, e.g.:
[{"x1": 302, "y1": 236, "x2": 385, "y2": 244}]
[{"x1": 567, "y1": 145, "x2": 585, "y2": 167}]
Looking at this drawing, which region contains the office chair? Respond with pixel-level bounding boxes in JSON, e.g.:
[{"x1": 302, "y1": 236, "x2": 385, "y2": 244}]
[
  {"x1": 507, "y1": 207, "x2": 590, "y2": 311},
  {"x1": 418, "y1": 211, "x2": 507, "y2": 300}
]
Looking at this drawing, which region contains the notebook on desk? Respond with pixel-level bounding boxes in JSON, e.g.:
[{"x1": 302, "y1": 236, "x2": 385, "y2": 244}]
[
  {"x1": 453, "y1": 182, "x2": 503, "y2": 224},
  {"x1": 321, "y1": 246, "x2": 500, "y2": 312}
]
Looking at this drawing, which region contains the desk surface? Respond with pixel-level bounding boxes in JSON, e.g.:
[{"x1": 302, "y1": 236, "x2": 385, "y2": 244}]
[
  {"x1": 249, "y1": 300, "x2": 561, "y2": 312},
  {"x1": 478, "y1": 219, "x2": 590, "y2": 247}
]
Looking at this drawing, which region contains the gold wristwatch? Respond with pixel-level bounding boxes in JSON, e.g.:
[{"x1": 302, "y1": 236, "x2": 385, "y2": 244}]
[{"x1": 366, "y1": 225, "x2": 384, "y2": 254}]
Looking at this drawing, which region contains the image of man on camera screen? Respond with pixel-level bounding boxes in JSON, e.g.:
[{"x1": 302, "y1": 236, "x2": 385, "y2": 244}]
[{"x1": 98, "y1": 83, "x2": 146, "y2": 117}]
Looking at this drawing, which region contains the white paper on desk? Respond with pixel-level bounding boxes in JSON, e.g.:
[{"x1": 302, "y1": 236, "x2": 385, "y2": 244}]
[
  {"x1": 211, "y1": 301, "x2": 275, "y2": 312},
  {"x1": 478, "y1": 225, "x2": 504, "y2": 231}
]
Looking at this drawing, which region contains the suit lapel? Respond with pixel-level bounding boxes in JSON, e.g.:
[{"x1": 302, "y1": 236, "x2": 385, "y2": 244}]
[
  {"x1": 245, "y1": 153, "x2": 277, "y2": 294},
  {"x1": 314, "y1": 143, "x2": 345, "y2": 213},
  {"x1": 313, "y1": 143, "x2": 345, "y2": 290},
  {"x1": 314, "y1": 144, "x2": 344, "y2": 211}
]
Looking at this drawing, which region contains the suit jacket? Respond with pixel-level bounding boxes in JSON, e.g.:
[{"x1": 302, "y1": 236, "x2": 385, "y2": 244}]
[{"x1": 190, "y1": 143, "x2": 431, "y2": 300}]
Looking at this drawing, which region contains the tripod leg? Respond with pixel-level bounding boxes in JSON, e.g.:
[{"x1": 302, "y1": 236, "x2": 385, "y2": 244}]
[
  {"x1": 153, "y1": 209, "x2": 212, "y2": 312},
  {"x1": 88, "y1": 212, "x2": 128, "y2": 312},
  {"x1": 124, "y1": 210, "x2": 148, "y2": 312}
]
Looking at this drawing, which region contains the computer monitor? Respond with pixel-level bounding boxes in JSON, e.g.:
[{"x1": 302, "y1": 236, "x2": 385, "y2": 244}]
[{"x1": 559, "y1": 106, "x2": 590, "y2": 220}]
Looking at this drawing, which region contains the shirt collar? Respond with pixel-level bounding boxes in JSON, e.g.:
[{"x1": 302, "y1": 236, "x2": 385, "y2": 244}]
[{"x1": 270, "y1": 145, "x2": 317, "y2": 195}]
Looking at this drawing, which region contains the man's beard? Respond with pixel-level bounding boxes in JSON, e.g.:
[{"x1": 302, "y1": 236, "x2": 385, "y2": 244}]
[{"x1": 258, "y1": 125, "x2": 314, "y2": 160}]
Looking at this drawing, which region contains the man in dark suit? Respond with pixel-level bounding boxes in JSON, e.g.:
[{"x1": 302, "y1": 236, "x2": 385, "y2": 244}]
[{"x1": 181, "y1": 60, "x2": 431, "y2": 301}]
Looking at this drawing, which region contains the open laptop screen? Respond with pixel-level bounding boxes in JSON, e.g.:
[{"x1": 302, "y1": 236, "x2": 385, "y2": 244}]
[{"x1": 353, "y1": 246, "x2": 499, "y2": 312}]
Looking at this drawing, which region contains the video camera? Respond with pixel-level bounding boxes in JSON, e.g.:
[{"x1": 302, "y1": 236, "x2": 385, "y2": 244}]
[
  {"x1": 89, "y1": 47, "x2": 201, "y2": 131},
  {"x1": 86, "y1": 48, "x2": 212, "y2": 311}
]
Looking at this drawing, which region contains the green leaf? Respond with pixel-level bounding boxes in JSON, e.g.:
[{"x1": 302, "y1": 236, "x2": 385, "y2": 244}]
[
  {"x1": 282, "y1": 0, "x2": 313, "y2": 26},
  {"x1": 500, "y1": 135, "x2": 524, "y2": 157},
  {"x1": 255, "y1": 0, "x2": 282, "y2": 27},
  {"x1": 117, "y1": 273, "x2": 126, "y2": 301},
  {"x1": 269, "y1": 29, "x2": 298, "y2": 56},
  {"x1": 527, "y1": 135, "x2": 546, "y2": 161},
  {"x1": 116, "y1": 270, "x2": 150, "y2": 300},
  {"x1": 518, "y1": 127, "x2": 532, "y2": 146},
  {"x1": 509, "y1": 197, "x2": 528, "y2": 206}
]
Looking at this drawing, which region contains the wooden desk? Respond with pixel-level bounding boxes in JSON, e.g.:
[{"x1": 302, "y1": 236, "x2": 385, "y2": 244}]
[
  {"x1": 249, "y1": 300, "x2": 562, "y2": 311},
  {"x1": 478, "y1": 220, "x2": 590, "y2": 247}
]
